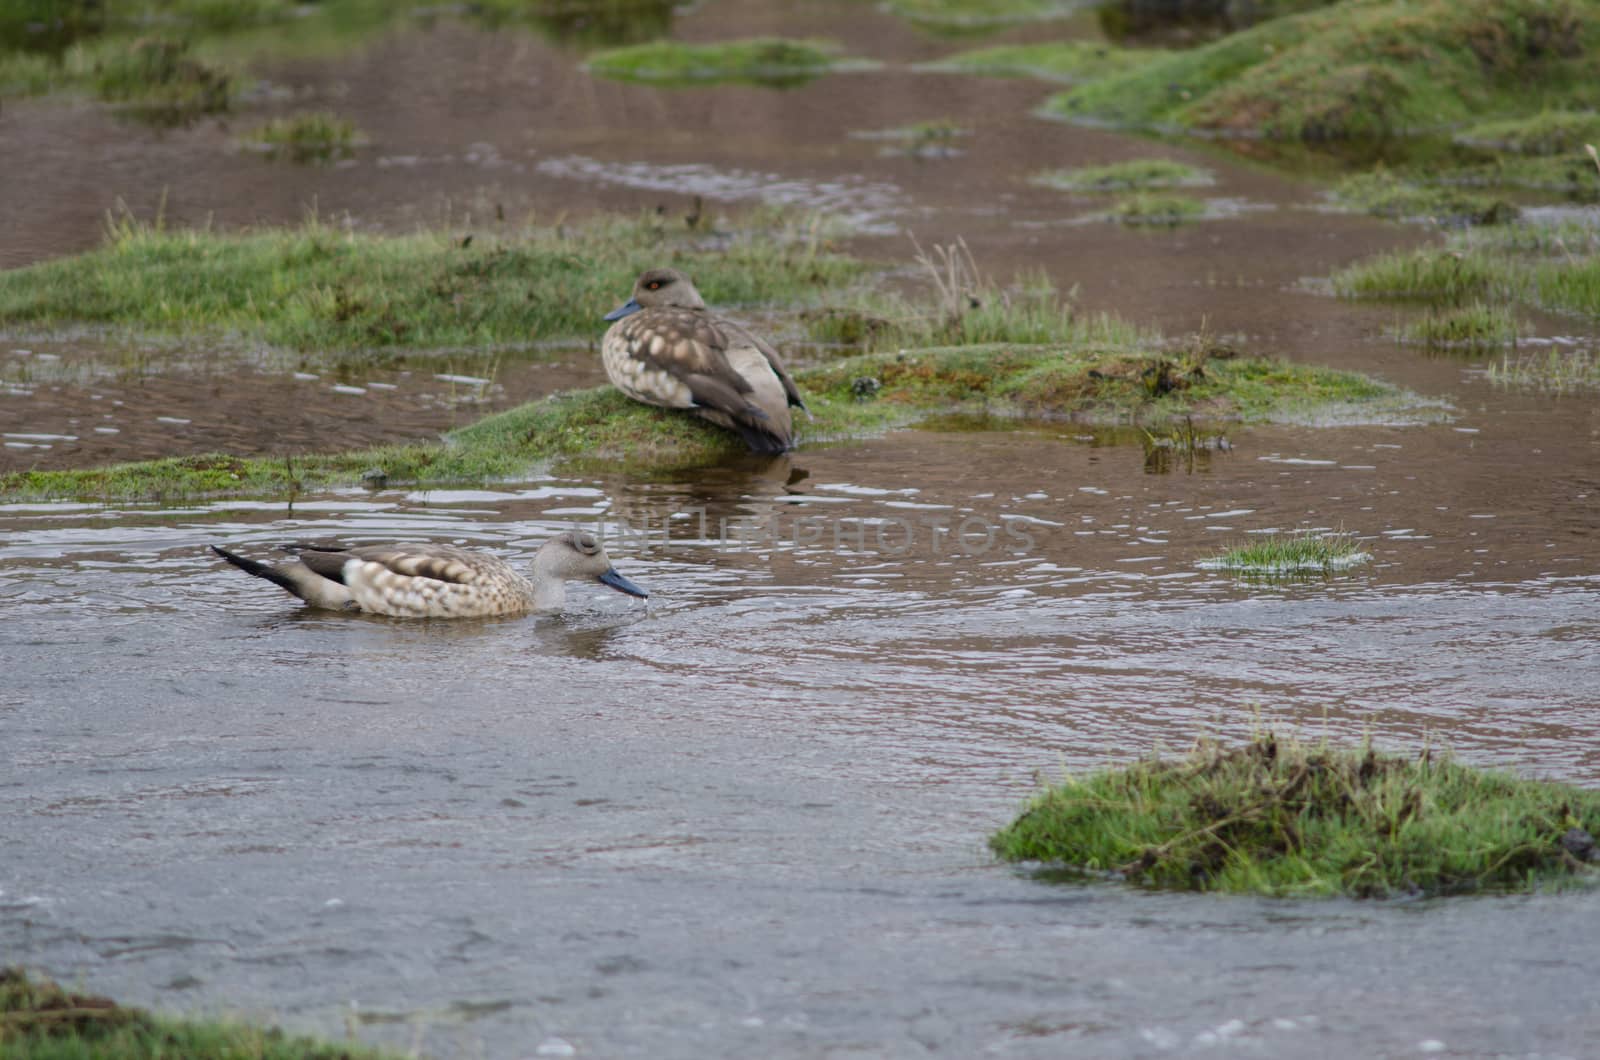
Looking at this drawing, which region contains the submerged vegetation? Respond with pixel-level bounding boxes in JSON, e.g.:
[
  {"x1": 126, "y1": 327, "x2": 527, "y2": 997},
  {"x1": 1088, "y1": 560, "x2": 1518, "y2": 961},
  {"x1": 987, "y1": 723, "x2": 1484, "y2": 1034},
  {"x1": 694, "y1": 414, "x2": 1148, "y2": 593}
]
[
  {"x1": 1045, "y1": 0, "x2": 1600, "y2": 140},
  {"x1": 1199, "y1": 530, "x2": 1370, "y2": 575},
  {"x1": 0, "y1": 211, "x2": 863, "y2": 354},
  {"x1": 1032, "y1": 158, "x2": 1212, "y2": 192},
  {"x1": 992, "y1": 732, "x2": 1600, "y2": 898},
  {"x1": 0, "y1": 967, "x2": 399, "y2": 1059},
  {"x1": 584, "y1": 37, "x2": 843, "y2": 86},
  {"x1": 242, "y1": 111, "x2": 365, "y2": 163}
]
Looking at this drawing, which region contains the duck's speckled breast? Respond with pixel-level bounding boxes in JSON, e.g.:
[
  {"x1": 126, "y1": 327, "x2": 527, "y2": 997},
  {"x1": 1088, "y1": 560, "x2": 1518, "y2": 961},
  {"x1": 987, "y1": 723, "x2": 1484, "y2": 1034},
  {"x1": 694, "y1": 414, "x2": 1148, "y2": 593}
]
[{"x1": 601, "y1": 310, "x2": 710, "y2": 410}]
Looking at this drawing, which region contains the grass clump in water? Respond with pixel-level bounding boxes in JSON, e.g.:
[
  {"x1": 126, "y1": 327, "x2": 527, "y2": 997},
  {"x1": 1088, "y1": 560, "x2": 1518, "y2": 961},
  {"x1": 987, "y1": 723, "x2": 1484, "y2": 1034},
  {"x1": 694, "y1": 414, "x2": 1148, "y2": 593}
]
[
  {"x1": 1400, "y1": 301, "x2": 1521, "y2": 349},
  {"x1": 1199, "y1": 530, "x2": 1370, "y2": 575},
  {"x1": 884, "y1": 0, "x2": 1086, "y2": 32},
  {"x1": 88, "y1": 35, "x2": 234, "y2": 121},
  {"x1": 1333, "y1": 220, "x2": 1600, "y2": 320},
  {"x1": 991, "y1": 732, "x2": 1600, "y2": 898},
  {"x1": 1331, "y1": 170, "x2": 1518, "y2": 227},
  {"x1": 1105, "y1": 192, "x2": 1207, "y2": 225},
  {"x1": 1488, "y1": 348, "x2": 1600, "y2": 391},
  {"x1": 0, "y1": 966, "x2": 401, "y2": 1059},
  {"x1": 850, "y1": 119, "x2": 968, "y2": 159},
  {"x1": 917, "y1": 40, "x2": 1163, "y2": 83},
  {"x1": 242, "y1": 110, "x2": 364, "y2": 163},
  {"x1": 1043, "y1": 0, "x2": 1600, "y2": 141},
  {"x1": 1033, "y1": 158, "x2": 1212, "y2": 192},
  {"x1": 584, "y1": 37, "x2": 842, "y2": 86},
  {"x1": 0, "y1": 210, "x2": 864, "y2": 355}
]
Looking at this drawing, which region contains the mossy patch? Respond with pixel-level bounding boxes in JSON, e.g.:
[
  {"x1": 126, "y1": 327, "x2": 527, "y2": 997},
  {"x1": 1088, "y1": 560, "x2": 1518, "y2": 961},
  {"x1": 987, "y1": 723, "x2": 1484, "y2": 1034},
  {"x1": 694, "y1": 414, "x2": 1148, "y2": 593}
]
[
  {"x1": 991, "y1": 732, "x2": 1600, "y2": 898},
  {"x1": 1045, "y1": 0, "x2": 1600, "y2": 141},
  {"x1": 918, "y1": 40, "x2": 1163, "y2": 83},
  {"x1": 1033, "y1": 158, "x2": 1212, "y2": 192},
  {"x1": 0, "y1": 966, "x2": 400, "y2": 1059},
  {"x1": 242, "y1": 110, "x2": 365, "y2": 163},
  {"x1": 584, "y1": 37, "x2": 844, "y2": 86},
  {"x1": 0, "y1": 345, "x2": 1417, "y2": 502},
  {"x1": 0, "y1": 212, "x2": 863, "y2": 356}
]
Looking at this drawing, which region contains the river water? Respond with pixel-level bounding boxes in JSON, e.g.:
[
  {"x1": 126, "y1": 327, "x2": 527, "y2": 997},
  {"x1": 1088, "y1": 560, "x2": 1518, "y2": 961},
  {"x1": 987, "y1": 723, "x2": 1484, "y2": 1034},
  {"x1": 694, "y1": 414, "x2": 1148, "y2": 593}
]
[{"x1": 3, "y1": 2, "x2": 1599, "y2": 1057}]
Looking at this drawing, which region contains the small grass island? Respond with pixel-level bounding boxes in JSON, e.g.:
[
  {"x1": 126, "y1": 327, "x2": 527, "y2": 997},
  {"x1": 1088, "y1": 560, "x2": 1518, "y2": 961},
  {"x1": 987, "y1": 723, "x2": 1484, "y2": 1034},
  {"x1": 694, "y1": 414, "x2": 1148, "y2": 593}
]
[{"x1": 992, "y1": 733, "x2": 1600, "y2": 898}]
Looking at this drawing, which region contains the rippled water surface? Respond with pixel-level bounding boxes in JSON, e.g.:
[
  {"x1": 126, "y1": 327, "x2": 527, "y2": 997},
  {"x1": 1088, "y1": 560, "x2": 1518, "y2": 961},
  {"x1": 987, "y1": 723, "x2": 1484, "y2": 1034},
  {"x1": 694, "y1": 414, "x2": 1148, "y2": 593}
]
[{"x1": 4, "y1": 0, "x2": 1600, "y2": 1056}]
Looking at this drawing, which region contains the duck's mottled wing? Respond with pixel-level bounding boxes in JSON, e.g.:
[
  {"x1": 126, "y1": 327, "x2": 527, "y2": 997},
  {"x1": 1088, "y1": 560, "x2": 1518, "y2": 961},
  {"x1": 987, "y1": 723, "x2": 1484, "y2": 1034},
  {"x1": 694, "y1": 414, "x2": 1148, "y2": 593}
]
[
  {"x1": 629, "y1": 310, "x2": 752, "y2": 390},
  {"x1": 342, "y1": 543, "x2": 497, "y2": 584},
  {"x1": 293, "y1": 543, "x2": 497, "y2": 585}
]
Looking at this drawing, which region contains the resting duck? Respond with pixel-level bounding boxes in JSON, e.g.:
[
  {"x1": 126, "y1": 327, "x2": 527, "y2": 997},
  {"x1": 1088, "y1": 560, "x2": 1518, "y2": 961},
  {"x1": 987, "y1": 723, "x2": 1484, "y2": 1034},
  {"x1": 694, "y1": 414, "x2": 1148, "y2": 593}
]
[
  {"x1": 210, "y1": 530, "x2": 648, "y2": 618},
  {"x1": 601, "y1": 267, "x2": 808, "y2": 454}
]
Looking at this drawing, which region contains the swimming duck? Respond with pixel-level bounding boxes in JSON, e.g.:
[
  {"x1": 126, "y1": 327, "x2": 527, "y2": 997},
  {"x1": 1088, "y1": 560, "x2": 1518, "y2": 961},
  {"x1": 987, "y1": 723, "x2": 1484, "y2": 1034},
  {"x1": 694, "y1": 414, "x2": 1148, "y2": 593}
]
[
  {"x1": 210, "y1": 530, "x2": 648, "y2": 618},
  {"x1": 602, "y1": 267, "x2": 808, "y2": 454}
]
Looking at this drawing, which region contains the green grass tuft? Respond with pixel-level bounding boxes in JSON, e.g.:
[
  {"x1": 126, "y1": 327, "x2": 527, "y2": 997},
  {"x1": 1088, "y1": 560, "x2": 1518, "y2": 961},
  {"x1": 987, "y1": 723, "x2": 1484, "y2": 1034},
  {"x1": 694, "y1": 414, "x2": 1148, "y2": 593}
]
[
  {"x1": 991, "y1": 732, "x2": 1600, "y2": 898},
  {"x1": 0, "y1": 966, "x2": 402, "y2": 1059},
  {"x1": 1200, "y1": 530, "x2": 1370, "y2": 575},
  {"x1": 584, "y1": 37, "x2": 842, "y2": 86},
  {"x1": 1033, "y1": 158, "x2": 1212, "y2": 192},
  {"x1": 242, "y1": 110, "x2": 364, "y2": 163}
]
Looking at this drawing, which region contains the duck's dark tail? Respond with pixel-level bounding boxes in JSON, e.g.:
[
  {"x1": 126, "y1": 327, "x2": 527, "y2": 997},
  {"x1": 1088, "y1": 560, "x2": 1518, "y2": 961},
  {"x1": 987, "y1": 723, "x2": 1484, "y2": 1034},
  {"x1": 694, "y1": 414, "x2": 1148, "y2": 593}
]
[{"x1": 211, "y1": 544, "x2": 303, "y2": 597}]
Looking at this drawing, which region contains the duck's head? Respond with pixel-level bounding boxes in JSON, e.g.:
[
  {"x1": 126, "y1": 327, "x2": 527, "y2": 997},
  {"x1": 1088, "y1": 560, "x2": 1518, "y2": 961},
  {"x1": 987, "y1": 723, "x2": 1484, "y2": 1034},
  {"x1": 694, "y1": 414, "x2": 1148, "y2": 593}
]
[
  {"x1": 537, "y1": 530, "x2": 649, "y2": 599},
  {"x1": 604, "y1": 267, "x2": 705, "y2": 322}
]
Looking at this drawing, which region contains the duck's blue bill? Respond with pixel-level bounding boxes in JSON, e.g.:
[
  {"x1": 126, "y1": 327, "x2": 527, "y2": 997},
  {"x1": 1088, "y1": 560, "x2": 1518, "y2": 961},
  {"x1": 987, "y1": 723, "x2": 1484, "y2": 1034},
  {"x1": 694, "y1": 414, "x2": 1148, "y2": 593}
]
[
  {"x1": 598, "y1": 567, "x2": 649, "y2": 599},
  {"x1": 604, "y1": 299, "x2": 642, "y2": 322}
]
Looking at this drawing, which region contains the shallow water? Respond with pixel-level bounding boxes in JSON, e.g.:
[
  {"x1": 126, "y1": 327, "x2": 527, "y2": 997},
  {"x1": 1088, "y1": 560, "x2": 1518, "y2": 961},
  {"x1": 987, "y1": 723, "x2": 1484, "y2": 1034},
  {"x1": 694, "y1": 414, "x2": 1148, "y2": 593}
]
[{"x1": 3, "y1": 1, "x2": 1600, "y2": 1057}]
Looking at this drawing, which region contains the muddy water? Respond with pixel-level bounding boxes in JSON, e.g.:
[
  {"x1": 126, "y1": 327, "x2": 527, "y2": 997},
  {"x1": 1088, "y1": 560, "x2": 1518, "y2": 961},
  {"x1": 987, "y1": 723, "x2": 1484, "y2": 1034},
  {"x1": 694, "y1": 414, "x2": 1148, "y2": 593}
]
[{"x1": 4, "y1": 1, "x2": 1600, "y2": 1057}]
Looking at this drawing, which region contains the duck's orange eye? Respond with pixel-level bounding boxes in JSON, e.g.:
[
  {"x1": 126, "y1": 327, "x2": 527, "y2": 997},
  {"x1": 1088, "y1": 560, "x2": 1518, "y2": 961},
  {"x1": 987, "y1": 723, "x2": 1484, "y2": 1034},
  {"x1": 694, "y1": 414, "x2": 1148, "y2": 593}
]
[{"x1": 647, "y1": 281, "x2": 661, "y2": 290}]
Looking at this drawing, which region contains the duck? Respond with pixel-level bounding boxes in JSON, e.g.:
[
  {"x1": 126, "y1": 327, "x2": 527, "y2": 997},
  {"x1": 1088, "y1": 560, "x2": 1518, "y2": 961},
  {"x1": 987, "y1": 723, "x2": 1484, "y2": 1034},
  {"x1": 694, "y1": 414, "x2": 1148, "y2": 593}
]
[
  {"x1": 601, "y1": 267, "x2": 808, "y2": 454},
  {"x1": 210, "y1": 530, "x2": 648, "y2": 618}
]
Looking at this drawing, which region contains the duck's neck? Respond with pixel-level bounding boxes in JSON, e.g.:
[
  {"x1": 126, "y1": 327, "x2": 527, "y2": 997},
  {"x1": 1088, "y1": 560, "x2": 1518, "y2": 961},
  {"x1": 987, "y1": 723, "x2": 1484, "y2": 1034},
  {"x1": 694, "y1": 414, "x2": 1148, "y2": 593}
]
[{"x1": 527, "y1": 564, "x2": 567, "y2": 611}]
